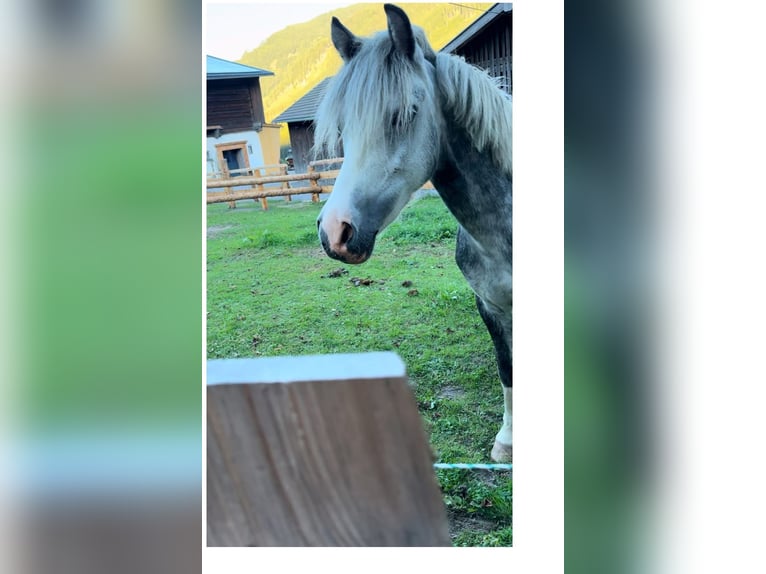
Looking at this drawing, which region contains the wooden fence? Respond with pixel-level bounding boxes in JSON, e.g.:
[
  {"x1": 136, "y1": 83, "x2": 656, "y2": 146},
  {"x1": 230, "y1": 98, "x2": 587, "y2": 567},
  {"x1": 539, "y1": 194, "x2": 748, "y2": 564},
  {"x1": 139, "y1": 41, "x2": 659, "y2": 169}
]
[
  {"x1": 207, "y1": 157, "x2": 435, "y2": 210},
  {"x1": 206, "y1": 158, "x2": 342, "y2": 210}
]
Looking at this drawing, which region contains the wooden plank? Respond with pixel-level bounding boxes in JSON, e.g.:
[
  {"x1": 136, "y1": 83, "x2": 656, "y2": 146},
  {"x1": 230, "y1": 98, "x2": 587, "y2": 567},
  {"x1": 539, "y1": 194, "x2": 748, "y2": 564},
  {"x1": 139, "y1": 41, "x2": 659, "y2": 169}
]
[
  {"x1": 316, "y1": 168, "x2": 341, "y2": 180},
  {"x1": 206, "y1": 185, "x2": 332, "y2": 205},
  {"x1": 206, "y1": 171, "x2": 320, "y2": 188},
  {"x1": 207, "y1": 182, "x2": 434, "y2": 205},
  {"x1": 207, "y1": 352, "x2": 450, "y2": 547},
  {"x1": 309, "y1": 157, "x2": 345, "y2": 167},
  {"x1": 209, "y1": 164, "x2": 290, "y2": 179}
]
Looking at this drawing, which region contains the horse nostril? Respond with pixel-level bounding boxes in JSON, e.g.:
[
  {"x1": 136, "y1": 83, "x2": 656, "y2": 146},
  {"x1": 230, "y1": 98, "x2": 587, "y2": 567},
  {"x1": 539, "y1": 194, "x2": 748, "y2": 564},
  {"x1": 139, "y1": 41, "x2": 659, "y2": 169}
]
[{"x1": 340, "y1": 221, "x2": 354, "y2": 245}]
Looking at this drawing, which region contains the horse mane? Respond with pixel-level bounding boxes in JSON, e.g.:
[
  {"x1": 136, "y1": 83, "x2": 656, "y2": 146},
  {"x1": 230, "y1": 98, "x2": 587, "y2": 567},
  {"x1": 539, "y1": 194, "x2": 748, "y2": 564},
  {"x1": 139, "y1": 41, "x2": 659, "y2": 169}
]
[
  {"x1": 435, "y1": 52, "x2": 513, "y2": 174},
  {"x1": 314, "y1": 27, "x2": 512, "y2": 175}
]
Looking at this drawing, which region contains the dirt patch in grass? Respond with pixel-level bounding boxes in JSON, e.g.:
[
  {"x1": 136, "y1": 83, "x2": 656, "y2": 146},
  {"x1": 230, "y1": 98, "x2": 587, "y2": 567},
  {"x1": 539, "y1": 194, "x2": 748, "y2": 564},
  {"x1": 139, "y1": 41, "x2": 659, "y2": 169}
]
[
  {"x1": 207, "y1": 224, "x2": 233, "y2": 239},
  {"x1": 447, "y1": 510, "x2": 498, "y2": 539},
  {"x1": 323, "y1": 268, "x2": 349, "y2": 278},
  {"x1": 437, "y1": 384, "x2": 466, "y2": 400}
]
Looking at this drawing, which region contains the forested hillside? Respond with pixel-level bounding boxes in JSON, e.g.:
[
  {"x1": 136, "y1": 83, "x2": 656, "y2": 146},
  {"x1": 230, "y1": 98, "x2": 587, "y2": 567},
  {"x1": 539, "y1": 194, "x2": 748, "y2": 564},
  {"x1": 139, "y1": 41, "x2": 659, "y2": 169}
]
[{"x1": 238, "y1": 3, "x2": 492, "y2": 144}]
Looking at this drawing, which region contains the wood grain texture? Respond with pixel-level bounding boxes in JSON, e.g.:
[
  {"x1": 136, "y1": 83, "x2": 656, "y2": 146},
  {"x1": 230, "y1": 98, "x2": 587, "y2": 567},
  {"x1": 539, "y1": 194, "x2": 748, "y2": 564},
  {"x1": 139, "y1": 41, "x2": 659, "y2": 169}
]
[{"x1": 207, "y1": 353, "x2": 450, "y2": 547}]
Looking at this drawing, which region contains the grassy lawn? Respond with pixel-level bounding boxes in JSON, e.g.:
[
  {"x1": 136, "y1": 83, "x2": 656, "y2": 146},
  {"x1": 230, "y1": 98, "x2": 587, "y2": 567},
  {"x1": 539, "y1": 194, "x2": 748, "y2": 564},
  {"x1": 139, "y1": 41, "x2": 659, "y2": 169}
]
[{"x1": 207, "y1": 196, "x2": 512, "y2": 546}]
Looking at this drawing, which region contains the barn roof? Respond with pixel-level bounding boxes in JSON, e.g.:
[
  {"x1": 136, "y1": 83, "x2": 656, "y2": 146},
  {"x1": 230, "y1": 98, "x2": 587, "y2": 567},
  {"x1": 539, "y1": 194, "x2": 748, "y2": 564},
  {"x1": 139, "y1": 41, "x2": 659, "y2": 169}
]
[
  {"x1": 273, "y1": 77, "x2": 333, "y2": 123},
  {"x1": 440, "y1": 3, "x2": 513, "y2": 54},
  {"x1": 206, "y1": 55, "x2": 274, "y2": 80}
]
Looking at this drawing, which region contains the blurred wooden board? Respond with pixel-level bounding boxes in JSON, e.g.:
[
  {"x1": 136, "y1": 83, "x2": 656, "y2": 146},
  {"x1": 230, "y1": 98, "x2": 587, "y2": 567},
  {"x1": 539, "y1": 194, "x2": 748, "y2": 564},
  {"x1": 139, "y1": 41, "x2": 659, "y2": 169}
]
[{"x1": 207, "y1": 352, "x2": 450, "y2": 546}]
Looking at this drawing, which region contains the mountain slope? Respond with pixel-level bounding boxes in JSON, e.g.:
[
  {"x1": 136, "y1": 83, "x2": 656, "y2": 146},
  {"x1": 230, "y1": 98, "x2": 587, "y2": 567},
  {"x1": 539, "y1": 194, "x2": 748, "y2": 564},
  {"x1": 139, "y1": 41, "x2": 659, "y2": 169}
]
[{"x1": 238, "y1": 3, "x2": 493, "y2": 144}]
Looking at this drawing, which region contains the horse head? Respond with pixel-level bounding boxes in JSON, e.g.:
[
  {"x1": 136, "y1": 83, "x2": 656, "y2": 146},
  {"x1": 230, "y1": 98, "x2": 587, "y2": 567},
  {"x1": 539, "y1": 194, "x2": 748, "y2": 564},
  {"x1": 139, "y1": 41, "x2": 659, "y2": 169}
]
[{"x1": 315, "y1": 4, "x2": 441, "y2": 264}]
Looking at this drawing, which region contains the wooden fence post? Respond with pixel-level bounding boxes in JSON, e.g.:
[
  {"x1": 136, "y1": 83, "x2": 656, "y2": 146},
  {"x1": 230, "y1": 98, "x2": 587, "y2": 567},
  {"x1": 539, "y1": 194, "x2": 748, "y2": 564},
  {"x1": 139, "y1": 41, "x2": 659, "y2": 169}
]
[
  {"x1": 307, "y1": 164, "x2": 320, "y2": 203},
  {"x1": 226, "y1": 166, "x2": 236, "y2": 210},
  {"x1": 206, "y1": 352, "x2": 450, "y2": 547},
  {"x1": 281, "y1": 165, "x2": 292, "y2": 202},
  {"x1": 253, "y1": 168, "x2": 268, "y2": 210}
]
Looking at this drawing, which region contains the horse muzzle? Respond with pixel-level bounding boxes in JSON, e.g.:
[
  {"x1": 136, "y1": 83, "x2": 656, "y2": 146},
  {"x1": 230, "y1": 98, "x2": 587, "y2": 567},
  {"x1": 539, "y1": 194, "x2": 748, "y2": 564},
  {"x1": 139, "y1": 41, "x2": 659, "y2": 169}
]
[{"x1": 317, "y1": 217, "x2": 376, "y2": 264}]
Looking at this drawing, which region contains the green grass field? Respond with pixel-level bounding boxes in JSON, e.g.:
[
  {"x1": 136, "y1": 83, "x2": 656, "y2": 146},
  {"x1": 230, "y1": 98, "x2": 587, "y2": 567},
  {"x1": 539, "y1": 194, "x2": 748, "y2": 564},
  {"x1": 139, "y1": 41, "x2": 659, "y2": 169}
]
[{"x1": 207, "y1": 196, "x2": 512, "y2": 546}]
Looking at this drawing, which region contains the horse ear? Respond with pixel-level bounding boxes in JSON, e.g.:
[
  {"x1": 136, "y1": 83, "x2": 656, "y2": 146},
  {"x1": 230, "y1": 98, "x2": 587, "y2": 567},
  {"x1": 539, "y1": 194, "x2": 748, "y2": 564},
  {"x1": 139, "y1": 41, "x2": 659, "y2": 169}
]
[
  {"x1": 331, "y1": 17, "x2": 361, "y2": 62},
  {"x1": 384, "y1": 4, "x2": 415, "y2": 59}
]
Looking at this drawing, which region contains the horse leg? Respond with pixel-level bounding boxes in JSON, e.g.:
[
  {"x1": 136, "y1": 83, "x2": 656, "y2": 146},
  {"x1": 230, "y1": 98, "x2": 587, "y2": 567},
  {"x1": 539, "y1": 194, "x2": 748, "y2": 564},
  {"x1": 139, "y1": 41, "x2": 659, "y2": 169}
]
[{"x1": 475, "y1": 295, "x2": 513, "y2": 462}]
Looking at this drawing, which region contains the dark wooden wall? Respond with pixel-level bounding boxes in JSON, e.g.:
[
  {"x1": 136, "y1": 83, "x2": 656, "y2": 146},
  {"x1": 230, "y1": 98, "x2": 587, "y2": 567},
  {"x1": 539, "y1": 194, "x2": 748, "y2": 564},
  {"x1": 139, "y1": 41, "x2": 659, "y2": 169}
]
[
  {"x1": 287, "y1": 122, "x2": 344, "y2": 176},
  {"x1": 287, "y1": 122, "x2": 314, "y2": 176},
  {"x1": 207, "y1": 78, "x2": 266, "y2": 134},
  {"x1": 453, "y1": 11, "x2": 513, "y2": 94}
]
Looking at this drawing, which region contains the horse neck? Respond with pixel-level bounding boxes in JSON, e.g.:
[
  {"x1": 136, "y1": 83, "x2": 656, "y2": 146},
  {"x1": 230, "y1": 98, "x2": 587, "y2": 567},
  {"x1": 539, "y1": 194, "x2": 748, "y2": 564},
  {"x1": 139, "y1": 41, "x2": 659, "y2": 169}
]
[{"x1": 431, "y1": 111, "x2": 513, "y2": 247}]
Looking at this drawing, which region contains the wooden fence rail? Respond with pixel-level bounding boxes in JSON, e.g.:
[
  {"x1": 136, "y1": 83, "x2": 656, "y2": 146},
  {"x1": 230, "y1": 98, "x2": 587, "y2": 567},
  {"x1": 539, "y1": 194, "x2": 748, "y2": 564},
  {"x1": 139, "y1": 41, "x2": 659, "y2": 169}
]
[
  {"x1": 207, "y1": 159, "x2": 342, "y2": 209},
  {"x1": 207, "y1": 164, "x2": 296, "y2": 209},
  {"x1": 308, "y1": 157, "x2": 345, "y2": 168},
  {"x1": 207, "y1": 157, "x2": 434, "y2": 210}
]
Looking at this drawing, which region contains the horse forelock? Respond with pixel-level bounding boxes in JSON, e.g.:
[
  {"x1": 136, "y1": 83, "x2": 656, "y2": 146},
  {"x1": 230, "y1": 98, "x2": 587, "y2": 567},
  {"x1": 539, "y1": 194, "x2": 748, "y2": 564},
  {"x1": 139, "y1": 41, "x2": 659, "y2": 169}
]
[{"x1": 314, "y1": 30, "x2": 435, "y2": 159}]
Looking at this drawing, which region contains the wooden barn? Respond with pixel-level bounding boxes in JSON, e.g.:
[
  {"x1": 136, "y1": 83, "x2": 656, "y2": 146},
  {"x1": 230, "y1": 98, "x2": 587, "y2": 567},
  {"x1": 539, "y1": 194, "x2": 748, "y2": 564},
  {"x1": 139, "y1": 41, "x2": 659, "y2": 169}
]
[
  {"x1": 442, "y1": 3, "x2": 513, "y2": 94},
  {"x1": 206, "y1": 55, "x2": 282, "y2": 177},
  {"x1": 273, "y1": 77, "x2": 336, "y2": 175}
]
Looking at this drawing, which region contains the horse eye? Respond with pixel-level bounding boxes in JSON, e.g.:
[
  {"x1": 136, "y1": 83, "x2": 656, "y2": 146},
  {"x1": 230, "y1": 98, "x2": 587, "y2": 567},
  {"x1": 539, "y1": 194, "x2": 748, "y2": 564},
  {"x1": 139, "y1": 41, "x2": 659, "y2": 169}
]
[{"x1": 390, "y1": 106, "x2": 418, "y2": 130}]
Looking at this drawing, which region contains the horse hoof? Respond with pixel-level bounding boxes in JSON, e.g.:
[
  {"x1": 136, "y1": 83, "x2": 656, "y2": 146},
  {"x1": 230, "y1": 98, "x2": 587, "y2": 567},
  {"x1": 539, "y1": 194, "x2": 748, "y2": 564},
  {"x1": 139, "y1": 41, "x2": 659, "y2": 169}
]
[{"x1": 491, "y1": 440, "x2": 513, "y2": 463}]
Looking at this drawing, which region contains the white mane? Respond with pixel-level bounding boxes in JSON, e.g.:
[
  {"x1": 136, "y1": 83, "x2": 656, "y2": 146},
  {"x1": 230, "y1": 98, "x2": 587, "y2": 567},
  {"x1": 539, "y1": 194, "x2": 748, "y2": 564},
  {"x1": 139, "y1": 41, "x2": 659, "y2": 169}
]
[
  {"x1": 314, "y1": 28, "x2": 512, "y2": 175},
  {"x1": 435, "y1": 52, "x2": 513, "y2": 174}
]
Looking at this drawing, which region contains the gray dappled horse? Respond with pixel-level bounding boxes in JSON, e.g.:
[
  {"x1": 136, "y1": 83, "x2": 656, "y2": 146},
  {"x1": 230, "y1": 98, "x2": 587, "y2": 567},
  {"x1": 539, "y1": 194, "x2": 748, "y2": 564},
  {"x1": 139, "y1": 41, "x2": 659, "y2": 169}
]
[{"x1": 315, "y1": 5, "x2": 512, "y2": 462}]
